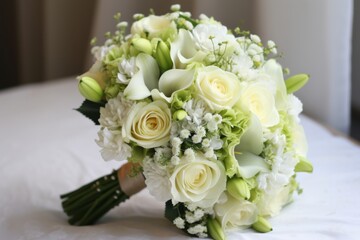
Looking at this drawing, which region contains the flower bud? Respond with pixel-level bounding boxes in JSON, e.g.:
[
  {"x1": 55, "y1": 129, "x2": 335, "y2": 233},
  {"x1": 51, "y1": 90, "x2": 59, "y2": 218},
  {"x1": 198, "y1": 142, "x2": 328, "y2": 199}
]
[
  {"x1": 78, "y1": 77, "x2": 103, "y2": 102},
  {"x1": 227, "y1": 177, "x2": 250, "y2": 200},
  {"x1": 294, "y1": 157, "x2": 313, "y2": 173},
  {"x1": 154, "y1": 40, "x2": 173, "y2": 72},
  {"x1": 131, "y1": 38, "x2": 153, "y2": 55},
  {"x1": 207, "y1": 218, "x2": 226, "y2": 240},
  {"x1": 285, "y1": 74, "x2": 309, "y2": 94},
  {"x1": 251, "y1": 216, "x2": 272, "y2": 233},
  {"x1": 173, "y1": 110, "x2": 187, "y2": 121}
]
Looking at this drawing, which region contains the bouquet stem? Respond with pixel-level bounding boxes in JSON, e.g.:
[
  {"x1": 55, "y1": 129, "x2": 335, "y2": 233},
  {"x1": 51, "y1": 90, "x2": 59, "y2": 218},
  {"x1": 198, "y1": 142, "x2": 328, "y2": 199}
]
[{"x1": 60, "y1": 162, "x2": 145, "y2": 225}]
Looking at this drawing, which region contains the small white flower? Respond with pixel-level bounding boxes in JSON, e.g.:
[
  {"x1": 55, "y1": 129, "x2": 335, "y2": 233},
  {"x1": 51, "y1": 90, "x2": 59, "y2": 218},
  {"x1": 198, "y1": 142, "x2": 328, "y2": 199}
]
[
  {"x1": 169, "y1": 12, "x2": 180, "y2": 20},
  {"x1": 171, "y1": 4, "x2": 181, "y2": 11},
  {"x1": 171, "y1": 137, "x2": 182, "y2": 156},
  {"x1": 267, "y1": 40, "x2": 276, "y2": 48},
  {"x1": 173, "y1": 217, "x2": 185, "y2": 229},
  {"x1": 250, "y1": 34, "x2": 261, "y2": 43},
  {"x1": 184, "y1": 21, "x2": 194, "y2": 30},
  {"x1": 192, "y1": 134, "x2": 202, "y2": 144},
  {"x1": 204, "y1": 113, "x2": 212, "y2": 122},
  {"x1": 204, "y1": 148, "x2": 215, "y2": 159},
  {"x1": 117, "y1": 21, "x2": 128, "y2": 28},
  {"x1": 180, "y1": 129, "x2": 191, "y2": 139},
  {"x1": 202, "y1": 138, "x2": 210, "y2": 148},
  {"x1": 187, "y1": 224, "x2": 207, "y2": 236},
  {"x1": 194, "y1": 208, "x2": 205, "y2": 219},
  {"x1": 195, "y1": 127, "x2": 206, "y2": 138},
  {"x1": 171, "y1": 156, "x2": 181, "y2": 165},
  {"x1": 185, "y1": 211, "x2": 197, "y2": 223},
  {"x1": 252, "y1": 55, "x2": 261, "y2": 62},
  {"x1": 184, "y1": 148, "x2": 196, "y2": 162}
]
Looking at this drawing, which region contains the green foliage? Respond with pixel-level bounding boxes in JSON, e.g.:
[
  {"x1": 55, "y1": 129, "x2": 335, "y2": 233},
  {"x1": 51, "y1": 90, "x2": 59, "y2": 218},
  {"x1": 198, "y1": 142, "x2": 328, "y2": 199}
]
[{"x1": 75, "y1": 100, "x2": 106, "y2": 125}]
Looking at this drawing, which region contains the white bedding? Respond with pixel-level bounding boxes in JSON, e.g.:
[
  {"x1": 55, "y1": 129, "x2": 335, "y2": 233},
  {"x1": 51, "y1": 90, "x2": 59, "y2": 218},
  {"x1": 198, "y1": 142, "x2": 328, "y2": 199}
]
[{"x1": 1, "y1": 78, "x2": 359, "y2": 240}]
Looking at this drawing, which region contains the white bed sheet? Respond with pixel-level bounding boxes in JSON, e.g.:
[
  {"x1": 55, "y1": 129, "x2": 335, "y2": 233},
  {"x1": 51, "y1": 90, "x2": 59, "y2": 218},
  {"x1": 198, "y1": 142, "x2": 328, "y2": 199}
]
[{"x1": 0, "y1": 78, "x2": 359, "y2": 240}]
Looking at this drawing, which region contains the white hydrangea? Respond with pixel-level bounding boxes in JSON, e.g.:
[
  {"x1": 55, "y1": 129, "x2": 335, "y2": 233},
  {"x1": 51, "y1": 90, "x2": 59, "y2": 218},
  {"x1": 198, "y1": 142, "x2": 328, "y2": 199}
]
[
  {"x1": 98, "y1": 93, "x2": 133, "y2": 129},
  {"x1": 96, "y1": 128, "x2": 132, "y2": 161},
  {"x1": 143, "y1": 157, "x2": 172, "y2": 201}
]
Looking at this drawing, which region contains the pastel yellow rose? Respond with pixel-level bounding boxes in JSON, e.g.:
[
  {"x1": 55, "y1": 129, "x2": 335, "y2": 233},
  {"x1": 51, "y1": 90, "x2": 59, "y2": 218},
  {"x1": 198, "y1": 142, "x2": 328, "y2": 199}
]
[
  {"x1": 237, "y1": 80, "x2": 279, "y2": 127},
  {"x1": 122, "y1": 100, "x2": 171, "y2": 148},
  {"x1": 214, "y1": 194, "x2": 258, "y2": 230},
  {"x1": 170, "y1": 153, "x2": 226, "y2": 208},
  {"x1": 195, "y1": 66, "x2": 242, "y2": 110}
]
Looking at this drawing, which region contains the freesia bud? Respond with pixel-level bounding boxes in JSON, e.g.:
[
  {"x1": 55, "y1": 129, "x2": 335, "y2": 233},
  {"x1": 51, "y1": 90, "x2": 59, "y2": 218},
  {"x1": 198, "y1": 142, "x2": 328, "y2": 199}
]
[
  {"x1": 207, "y1": 218, "x2": 226, "y2": 240},
  {"x1": 227, "y1": 177, "x2": 250, "y2": 200},
  {"x1": 154, "y1": 40, "x2": 173, "y2": 72},
  {"x1": 285, "y1": 74, "x2": 309, "y2": 94},
  {"x1": 295, "y1": 157, "x2": 313, "y2": 173},
  {"x1": 252, "y1": 216, "x2": 272, "y2": 233},
  {"x1": 78, "y1": 77, "x2": 103, "y2": 102},
  {"x1": 173, "y1": 110, "x2": 187, "y2": 121},
  {"x1": 131, "y1": 38, "x2": 153, "y2": 55}
]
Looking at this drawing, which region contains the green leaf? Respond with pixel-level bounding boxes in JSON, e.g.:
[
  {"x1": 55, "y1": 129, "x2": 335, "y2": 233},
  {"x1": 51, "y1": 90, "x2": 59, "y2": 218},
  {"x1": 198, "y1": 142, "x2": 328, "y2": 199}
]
[
  {"x1": 165, "y1": 200, "x2": 183, "y2": 222},
  {"x1": 285, "y1": 74, "x2": 309, "y2": 94},
  {"x1": 75, "y1": 100, "x2": 106, "y2": 125}
]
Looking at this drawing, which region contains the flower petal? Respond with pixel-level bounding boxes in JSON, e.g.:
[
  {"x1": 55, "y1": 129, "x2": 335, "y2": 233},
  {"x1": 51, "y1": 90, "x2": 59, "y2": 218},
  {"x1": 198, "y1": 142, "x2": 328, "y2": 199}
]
[
  {"x1": 235, "y1": 152, "x2": 269, "y2": 179},
  {"x1": 124, "y1": 53, "x2": 159, "y2": 100},
  {"x1": 159, "y1": 68, "x2": 194, "y2": 97},
  {"x1": 236, "y1": 114, "x2": 264, "y2": 155}
]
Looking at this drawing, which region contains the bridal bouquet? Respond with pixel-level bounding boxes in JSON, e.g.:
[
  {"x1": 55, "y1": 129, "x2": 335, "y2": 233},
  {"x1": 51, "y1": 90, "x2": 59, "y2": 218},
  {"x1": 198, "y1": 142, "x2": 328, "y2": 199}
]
[{"x1": 61, "y1": 4, "x2": 313, "y2": 239}]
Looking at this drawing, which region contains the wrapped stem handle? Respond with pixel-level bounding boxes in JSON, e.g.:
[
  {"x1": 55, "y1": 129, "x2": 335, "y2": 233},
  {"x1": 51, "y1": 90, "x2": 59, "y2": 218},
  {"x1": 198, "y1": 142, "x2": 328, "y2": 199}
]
[{"x1": 60, "y1": 162, "x2": 145, "y2": 225}]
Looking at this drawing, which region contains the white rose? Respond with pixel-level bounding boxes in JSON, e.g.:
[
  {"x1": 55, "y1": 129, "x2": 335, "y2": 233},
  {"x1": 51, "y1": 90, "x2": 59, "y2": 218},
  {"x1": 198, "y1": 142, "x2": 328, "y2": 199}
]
[
  {"x1": 122, "y1": 100, "x2": 171, "y2": 148},
  {"x1": 131, "y1": 15, "x2": 176, "y2": 39},
  {"x1": 195, "y1": 66, "x2": 242, "y2": 110},
  {"x1": 214, "y1": 194, "x2": 258, "y2": 230},
  {"x1": 169, "y1": 153, "x2": 226, "y2": 208},
  {"x1": 237, "y1": 80, "x2": 279, "y2": 127}
]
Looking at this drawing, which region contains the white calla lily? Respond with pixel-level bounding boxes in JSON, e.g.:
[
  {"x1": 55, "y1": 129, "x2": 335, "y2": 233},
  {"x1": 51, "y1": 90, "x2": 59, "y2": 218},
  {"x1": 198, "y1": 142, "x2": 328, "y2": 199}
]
[
  {"x1": 124, "y1": 53, "x2": 159, "y2": 100},
  {"x1": 235, "y1": 152, "x2": 269, "y2": 179},
  {"x1": 236, "y1": 114, "x2": 264, "y2": 155},
  {"x1": 159, "y1": 68, "x2": 195, "y2": 97},
  {"x1": 170, "y1": 29, "x2": 206, "y2": 69}
]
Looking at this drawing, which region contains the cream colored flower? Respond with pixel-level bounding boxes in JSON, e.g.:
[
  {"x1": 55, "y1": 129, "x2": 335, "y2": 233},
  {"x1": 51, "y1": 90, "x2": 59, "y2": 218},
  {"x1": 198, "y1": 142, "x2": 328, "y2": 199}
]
[
  {"x1": 122, "y1": 100, "x2": 171, "y2": 148},
  {"x1": 257, "y1": 184, "x2": 292, "y2": 217},
  {"x1": 237, "y1": 80, "x2": 279, "y2": 127},
  {"x1": 195, "y1": 66, "x2": 241, "y2": 111},
  {"x1": 214, "y1": 194, "x2": 258, "y2": 230},
  {"x1": 169, "y1": 153, "x2": 226, "y2": 208},
  {"x1": 131, "y1": 15, "x2": 176, "y2": 39}
]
